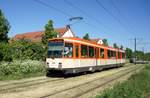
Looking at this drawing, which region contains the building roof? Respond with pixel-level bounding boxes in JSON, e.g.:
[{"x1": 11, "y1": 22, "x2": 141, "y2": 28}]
[
  {"x1": 13, "y1": 27, "x2": 70, "y2": 42},
  {"x1": 91, "y1": 38, "x2": 102, "y2": 42}
]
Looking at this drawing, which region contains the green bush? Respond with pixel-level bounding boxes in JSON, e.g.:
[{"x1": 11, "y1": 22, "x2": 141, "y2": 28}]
[
  {"x1": 0, "y1": 42, "x2": 12, "y2": 62},
  {"x1": 0, "y1": 39, "x2": 46, "y2": 61},
  {"x1": 0, "y1": 39, "x2": 47, "y2": 80},
  {"x1": 0, "y1": 60, "x2": 46, "y2": 80},
  {"x1": 95, "y1": 65, "x2": 150, "y2": 98},
  {"x1": 10, "y1": 39, "x2": 46, "y2": 60}
]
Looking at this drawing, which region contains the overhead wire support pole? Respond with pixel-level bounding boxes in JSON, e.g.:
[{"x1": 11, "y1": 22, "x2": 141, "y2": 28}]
[
  {"x1": 134, "y1": 38, "x2": 136, "y2": 65},
  {"x1": 142, "y1": 47, "x2": 144, "y2": 63}
]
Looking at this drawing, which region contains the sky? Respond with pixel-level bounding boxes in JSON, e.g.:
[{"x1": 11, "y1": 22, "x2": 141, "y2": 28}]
[{"x1": 0, "y1": 0, "x2": 150, "y2": 52}]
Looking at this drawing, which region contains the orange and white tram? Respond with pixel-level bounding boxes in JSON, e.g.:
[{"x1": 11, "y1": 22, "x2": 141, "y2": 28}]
[{"x1": 46, "y1": 37, "x2": 125, "y2": 74}]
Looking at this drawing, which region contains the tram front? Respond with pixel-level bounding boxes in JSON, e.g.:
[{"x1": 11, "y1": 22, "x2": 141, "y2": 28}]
[{"x1": 46, "y1": 39, "x2": 64, "y2": 71}]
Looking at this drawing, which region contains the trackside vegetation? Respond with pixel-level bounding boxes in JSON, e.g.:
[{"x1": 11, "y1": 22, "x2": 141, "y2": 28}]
[
  {"x1": 0, "y1": 9, "x2": 56, "y2": 80},
  {"x1": 95, "y1": 64, "x2": 150, "y2": 98},
  {"x1": 0, "y1": 60, "x2": 46, "y2": 80}
]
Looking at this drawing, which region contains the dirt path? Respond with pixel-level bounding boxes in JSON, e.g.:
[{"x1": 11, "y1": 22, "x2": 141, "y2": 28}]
[{"x1": 0, "y1": 64, "x2": 143, "y2": 98}]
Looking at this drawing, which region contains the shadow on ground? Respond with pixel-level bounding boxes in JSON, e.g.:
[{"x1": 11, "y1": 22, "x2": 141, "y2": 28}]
[{"x1": 46, "y1": 66, "x2": 122, "y2": 78}]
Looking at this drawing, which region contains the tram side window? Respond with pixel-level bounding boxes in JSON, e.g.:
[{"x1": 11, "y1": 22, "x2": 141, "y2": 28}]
[
  {"x1": 81, "y1": 45, "x2": 88, "y2": 58},
  {"x1": 64, "y1": 43, "x2": 73, "y2": 58},
  {"x1": 100, "y1": 48, "x2": 104, "y2": 58},
  {"x1": 122, "y1": 53, "x2": 125, "y2": 59},
  {"x1": 107, "y1": 50, "x2": 111, "y2": 59},
  {"x1": 112, "y1": 51, "x2": 116, "y2": 58},
  {"x1": 108, "y1": 50, "x2": 116, "y2": 59},
  {"x1": 89, "y1": 46, "x2": 94, "y2": 58},
  {"x1": 75, "y1": 45, "x2": 79, "y2": 58}
]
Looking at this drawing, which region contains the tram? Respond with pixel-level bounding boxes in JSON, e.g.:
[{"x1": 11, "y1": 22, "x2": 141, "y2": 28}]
[{"x1": 46, "y1": 37, "x2": 125, "y2": 74}]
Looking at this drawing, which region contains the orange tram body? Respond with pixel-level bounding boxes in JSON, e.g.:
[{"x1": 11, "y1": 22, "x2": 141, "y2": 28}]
[{"x1": 46, "y1": 37, "x2": 125, "y2": 74}]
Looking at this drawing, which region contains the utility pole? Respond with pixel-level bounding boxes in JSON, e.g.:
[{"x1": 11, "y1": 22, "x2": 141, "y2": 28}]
[
  {"x1": 142, "y1": 47, "x2": 144, "y2": 63},
  {"x1": 134, "y1": 38, "x2": 136, "y2": 65}
]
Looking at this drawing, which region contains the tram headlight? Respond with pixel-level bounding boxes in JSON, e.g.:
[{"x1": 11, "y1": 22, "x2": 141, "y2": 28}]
[
  {"x1": 58, "y1": 62, "x2": 62, "y2": 68},
  {"x1": 46, "y1": 62, "x2": 49, "y2": 67}
]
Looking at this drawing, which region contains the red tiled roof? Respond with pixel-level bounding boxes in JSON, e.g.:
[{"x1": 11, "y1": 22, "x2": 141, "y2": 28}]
[
  {"x1": 13, "y1": 27, "x2": 68, "y2": 42},
  {"x1": 55, "y1": 27, "x2": 68, "y2": 37},
  {"x1": 91, "y1": 38, "x2": 102, "y2": 42}
]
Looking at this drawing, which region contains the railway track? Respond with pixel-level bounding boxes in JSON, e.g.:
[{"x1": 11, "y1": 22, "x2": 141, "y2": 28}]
[
  {"x1": 71, "y1": 65, "x2": 144, "y2": 98},
  {"x1": 0, "y1": 77, "x2": 50, "y2": 87},
  {"x1": 0, "y1": 63, "x2": 140, "y2": 98},
  {"x1": 40, "y1": 64, "x2": 143, "y2": 98},
  {"x1": 0, "y1": 77, "x2": 64, "y2": 93},
  {"x1": 0, "y1": 63, "x2": 130, "y2": 94}
]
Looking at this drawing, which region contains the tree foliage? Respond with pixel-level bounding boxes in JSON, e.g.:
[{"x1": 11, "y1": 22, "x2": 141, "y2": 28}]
[
  {"x1": 0, "y1": 9, "x2": 10, "y2": 43},
  {"x1": 102, "y1": 39, "x2": 108, "y2": 46},
  {"x1": 134, "y1": 51, "x2": 144, "y2": 60},
  {"x1": 12, "y1": 39, "x2": 45, "y2": 60},
  {"x1": 125, "y1": 48, "x2": 133, "y2": 59},
  {"x1": 125, "y1": 47, "x2": 150, "y2": 61},
  {"x1": 83, "y1": 33, "x2": 90, "y2": 40},
  {"x1": 120, "y1": 45, "x2": 123, "y2": 50},
  {"x1": 113, "y1": 43, "x2": 119, "y2": 49},
  {"x1": 0, "y1": 39, "x2": 45, "y2": 61},
  {"x1": 42, "y1": 20, "x2": 57, "y2": 45},
  {"x1": 0, "y1": 43, "x2": 12, "y2": 61},
  {"x1": 144, "y1": 53, "x2": 150, "y2": 61}
]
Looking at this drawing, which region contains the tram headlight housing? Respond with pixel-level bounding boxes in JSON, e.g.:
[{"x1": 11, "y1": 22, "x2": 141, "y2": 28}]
[
  {"x1": 58, "y1": 62, "x2": 62, "y2": 68},
  {"x1": 46, "y1": 62, "x2": 49, "y2": 67}
]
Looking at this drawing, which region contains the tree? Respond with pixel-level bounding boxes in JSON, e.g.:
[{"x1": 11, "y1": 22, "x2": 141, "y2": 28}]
[
  {"x1": 102, "y1": 39, "x2": 108, "y2": 46},
  {"x1": 0, "y1": 9, "x2": 10, "y2": 43},
  {"x1": 120, "y1": 45, "x2": 123, "y2": 50},
  {"x1": 83, "y1": 33, "x2": 90, "y2": 40},
  {"x1": 125, "y1": 48, "x2": 133, "y2": 59},
  {"x1": 134, "y1": 51, "x2": 144, "y2": 60},
  {"x1": 0, "y1": 43, "x2": 12, "y2": 62},
  {"x1": 10, "y1": 39, "x2": 45, "y2": 61},
  {"x1": 144, "y1": 52, "x2": 150, "y2": 61},
  {"x1": 42, "y1": 20, "x2": 57, "y2": 45},
  {"x1": 113, "y1": 43, "x2": 119, "y2": 49}
]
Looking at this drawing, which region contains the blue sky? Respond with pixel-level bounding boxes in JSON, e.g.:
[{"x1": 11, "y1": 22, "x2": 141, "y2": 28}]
[{"x1": 0, "y1": 0, "x2": 150, "y2": 52}]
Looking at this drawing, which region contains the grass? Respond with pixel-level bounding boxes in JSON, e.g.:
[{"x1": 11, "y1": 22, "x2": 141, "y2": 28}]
[
  {"x1": 0, "y1": 60, "x2": 46, "y2": 80},
  {"x1": 95, "y1": 64, "x2": 150, "y2": 98}
]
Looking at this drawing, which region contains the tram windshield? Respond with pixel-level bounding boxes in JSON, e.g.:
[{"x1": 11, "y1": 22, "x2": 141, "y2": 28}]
[{"x1": 48, "y1": 41, "x2": 63, "y2": 58}]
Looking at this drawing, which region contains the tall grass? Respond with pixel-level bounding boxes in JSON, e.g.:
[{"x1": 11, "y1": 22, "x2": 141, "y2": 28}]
[
  {"x1": 0, "y1": 60, "x2": 46, "y2": 80},
  {"x1": 95, "y1": 64, "x2": 150, "y2": 98}
]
